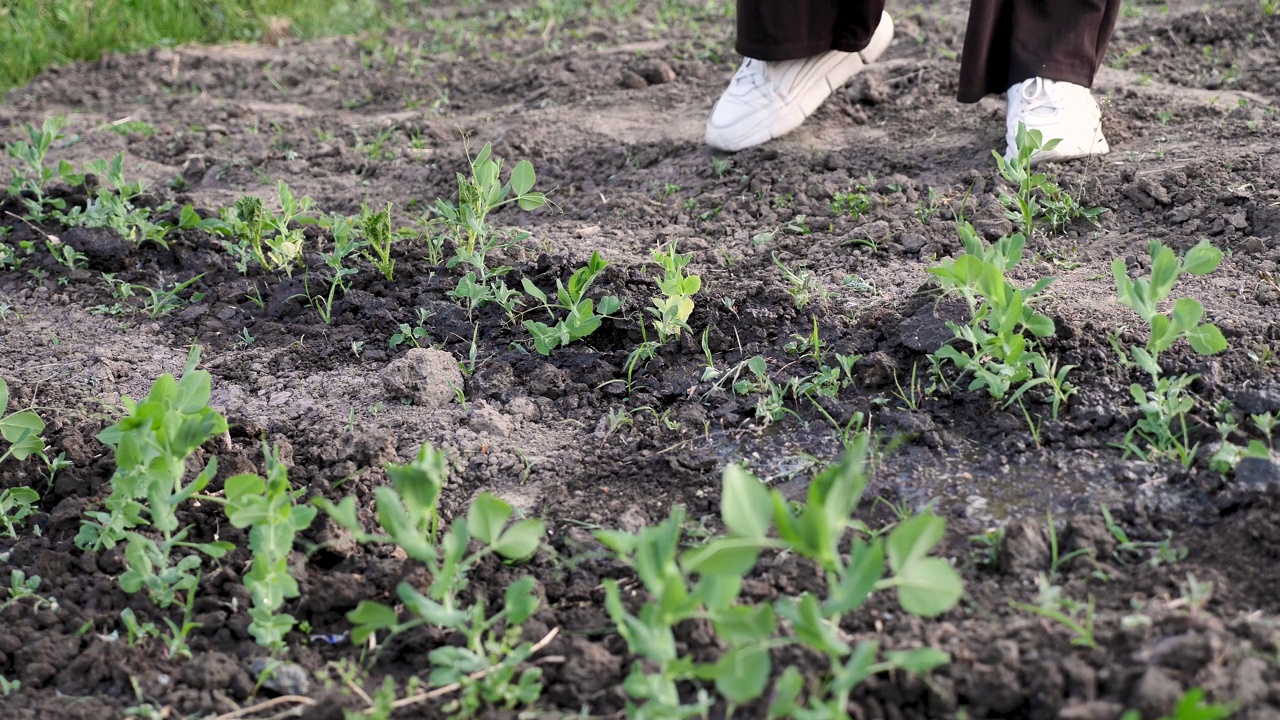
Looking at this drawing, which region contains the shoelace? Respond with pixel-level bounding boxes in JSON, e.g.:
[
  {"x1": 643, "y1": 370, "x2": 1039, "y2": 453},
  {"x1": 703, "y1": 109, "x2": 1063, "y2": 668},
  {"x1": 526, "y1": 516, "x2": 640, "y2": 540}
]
[
  {"x1": 1017, "y1": 77, "x2": 1060, "y2": 117},
  {"x1": 733, "y1": 58, "x2": 768, "y2": 89}
]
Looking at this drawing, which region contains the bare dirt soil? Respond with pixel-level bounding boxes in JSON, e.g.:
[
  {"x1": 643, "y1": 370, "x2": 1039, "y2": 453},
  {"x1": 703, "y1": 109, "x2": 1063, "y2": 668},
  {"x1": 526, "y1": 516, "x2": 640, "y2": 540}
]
[{"x1": 2, "y1": 0, "x2": 1280, "y2": 718}]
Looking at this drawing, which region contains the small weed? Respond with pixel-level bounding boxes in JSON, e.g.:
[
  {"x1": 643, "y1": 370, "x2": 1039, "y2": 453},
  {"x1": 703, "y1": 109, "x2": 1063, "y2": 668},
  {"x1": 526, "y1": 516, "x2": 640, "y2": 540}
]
[
  {"x1": 355, "y1": 125, "x2": 399, "y2": 161},
  {"x1": 1012, "y1": 574, "x2": 1096, "y2": 648},
  {"x1": 3, "y1": 569, "x2": 54, "y2": 611},
  {"x1": 1120, "y1": 688, "x2": 1234, "y2": 720},
  {"x1": 0, "y1": 673, "x2": 18, "y2": 696},
  {"x1": 105, "y1": 120, "x2": 156, "y2": 137},
  {"x1": 773, "y1": 254, "x2": 826, "y2": 309},
  {"x1": 136, "y1": 274, "x2": 205, "y2": 319},
  {"x1": 830, "y1": 186, "x2": 872, "y2": 218}
]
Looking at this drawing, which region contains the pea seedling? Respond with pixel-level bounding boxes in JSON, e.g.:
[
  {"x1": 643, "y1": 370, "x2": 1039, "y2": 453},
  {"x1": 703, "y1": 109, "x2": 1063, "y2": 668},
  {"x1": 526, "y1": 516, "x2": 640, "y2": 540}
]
[
  {"x1": 119, "y1": 528, "x2": 231, "y2": 658},
  {"x1": 928, "y1": 224, "x2": 1071, "y2": 410},
  {"x1": 522, "y1": 251, "x2": 622, "y2": 355},
  {"x1": 5, "y1": 117, "x2": 77, "y2": 221},
  {"x1": 221, "y1": 182, "x2": 314, "y2": 275},
  {"x1": 600, "y1": 437, "x2": 961, "y2": 718},
  {"x1": 224, "y1": 442, "x2": 318, "y2": 650},
  {"x1": 649, "y1": 242, "x2": 701, "y2": 342},
  {"x1": 57, "y1": 153, "x2": 171, "y2": 248},
  {"x1": 1112, "y1": 240, "x2": 1227, "y2": 464},
  {"x1": 76, "y1": 347, "x2": 228, "y2": 551},
  {"x1": 317, "y1": 442, "x2": 548, "y2": 712},
  {"x1": 995, "y1": 123, "x2": 1105, "y2": 236},
  {"x1": 432, "y1": 141, "x2": 547, "y2": 317}
]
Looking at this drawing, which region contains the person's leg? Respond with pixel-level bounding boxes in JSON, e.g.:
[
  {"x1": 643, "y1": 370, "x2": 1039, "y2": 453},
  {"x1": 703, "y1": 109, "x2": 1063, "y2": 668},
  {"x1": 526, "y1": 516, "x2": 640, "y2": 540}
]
[
  {"x1": 705, "y1": 0, "x2": 894, "y2": 152},
  {"x1": 959, "y1": 0, "x2": 1120, "y2": 162},
  {"x1": 737, "y1": 0, "x2": 886, "y2": 62},
  {"x1": 958, "y1": 0, "x2": 1120, "y2": 102}
]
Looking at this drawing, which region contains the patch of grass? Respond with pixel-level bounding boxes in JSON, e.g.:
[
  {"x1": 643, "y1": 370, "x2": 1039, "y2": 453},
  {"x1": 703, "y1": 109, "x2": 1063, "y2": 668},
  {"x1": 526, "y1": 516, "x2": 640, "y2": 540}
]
[{"x1": 0, "y1": 0, "x2": 405, "y2": 91}]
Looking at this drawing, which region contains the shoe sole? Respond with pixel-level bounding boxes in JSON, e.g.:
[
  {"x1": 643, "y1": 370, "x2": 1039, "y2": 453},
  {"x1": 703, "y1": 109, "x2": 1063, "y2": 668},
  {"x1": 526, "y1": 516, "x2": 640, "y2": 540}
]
[{"x1": 706, "y1": 12, "x2": 894, "y2": 152}]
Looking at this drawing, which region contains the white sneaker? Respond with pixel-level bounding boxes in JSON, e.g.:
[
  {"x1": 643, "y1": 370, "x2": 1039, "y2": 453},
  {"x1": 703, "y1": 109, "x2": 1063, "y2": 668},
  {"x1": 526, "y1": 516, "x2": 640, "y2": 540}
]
[
  {"x1": 705, "y1": 12, "x2": 895, "y2": 152},
  {"x1": 1005, "y1": 77, "x2": 1109, "y2": 164}
]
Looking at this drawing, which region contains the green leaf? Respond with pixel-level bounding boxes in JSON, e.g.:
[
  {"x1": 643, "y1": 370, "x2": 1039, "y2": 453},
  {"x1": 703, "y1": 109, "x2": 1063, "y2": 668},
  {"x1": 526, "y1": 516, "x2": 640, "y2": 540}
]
[
  {"x1": 375, "y1": 488, "x2": 434, "y2": 562},
  {"x1": 1187, "y1": 323, "x2": 1227, "y2": 355},
  {"x1": 595, "y1": 529, "x2": 635, "y2": 556},
  {"x1": 0, "y1": 411, "x2": 44, "y2": 444},
  {"x1": 1172, "y1": 297, "x2": 1204, "y2": 332},
  {"x1": 429, "y1": 645, "x2": 486, "y2": 674},
  {"x1": 504, "y1": 576, "x2": 540, "y2": 624},
  {"x1": 720, "y1": 466, "x2": 772, "y2": 540},
  {"x1": 811, "y1": 439, "x2": 870, "y2": 528},
  {"x1": 693, "y1": 575, "x2": 742, "y2": 613},
  {"x1": 0, "y1": 378, "x2": 8, "y2": 416},
  {"x1": 509, "y1": 160, "x2": 536, "y2": 196},
  {"x1": 312, "y1": 496, "x2": 376, "y2": 542},
  {"x1": 598, "y1": 295, "x2": 622, "y2": 316},
  {"x1": 192, "y1": 541, "x2": 235, "y2": 559},
  {"x1": 777, "y1": 593, "x2": 848, "y2": 656},
  {"x1": 832, "y1": 641, "x2": 878, "y2": 694},
  {"x1": 886, "y1": 513, "x2": 946, "y2": 572},
  {"x1": 884, "y1": 647, "x2": 950, "y2": 673},
  {"x1": 682, "y1": 537, "x2": 760, "y2": 577},
  {"x1": 384, "y1": 443, "x2": 447, "y2": 528},
  {"x1": 713, "y1": 645, "x2": 771, "y2": 704},
  {"x1": 4, "y1": 432, "x2": 44, "y2": 462},
  {"x1": 397, "y1": 583, "x2": 466, "y2": 628},
  {"x1": 1182, "y1": 240, "x2": 1223, "y2": 276},
  {"x1": 521, "y1": 277, "x2": 548, "y2": 305},
  {"x1": 1148, "y1": 244, "x2": 1179, "y2": 302},
  {"x1": 1148, "y1": 314, "x2": 1178, "y2": 354},
  {"x1": 224, "y1": 473, "x2": 265, "y2": 503},
  {"x1": 348, "y1": 597, "x2": 396, "y2": 640},
  {"x1": 4, "y1": 487, "x2": 39, "y2": 505},
  {"x1": 766, "y1": 666, "x2": 804, "y2": 720},
  {"x1": 523, "y1": 320, "x2": 559, "y2": 355},
  {"x1": 466, "y1": 493, "x2": 512, "y2": 545},
  {"x1": 712, "y1": 604, "x2": 776, "y2": 645},
  {"x1": 1023, "y1": 313, "x2": 1055, "y2": 338},
  {"x1": 517, "y1": 192, "x2": 546, "y2": 211},
  {"x1": 492, "y1": 518, "x2": 546, "y2": 560},
  {"x1": 824, "y1": 540, "x2": 884, "y2": 615},
  {"x1": 894, "y1": 557, "x2": 963, "y2": 617}
]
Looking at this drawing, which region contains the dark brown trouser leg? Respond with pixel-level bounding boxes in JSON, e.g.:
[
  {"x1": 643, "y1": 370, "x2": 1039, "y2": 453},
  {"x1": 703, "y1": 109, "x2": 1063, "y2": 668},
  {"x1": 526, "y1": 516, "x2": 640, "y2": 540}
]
[
  {"x1": 958, "y1": 0, "x2": 1121, "y2": 102},
  {"x1": 736, "y1": 0, "x2": 886, "y2": 61}
]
